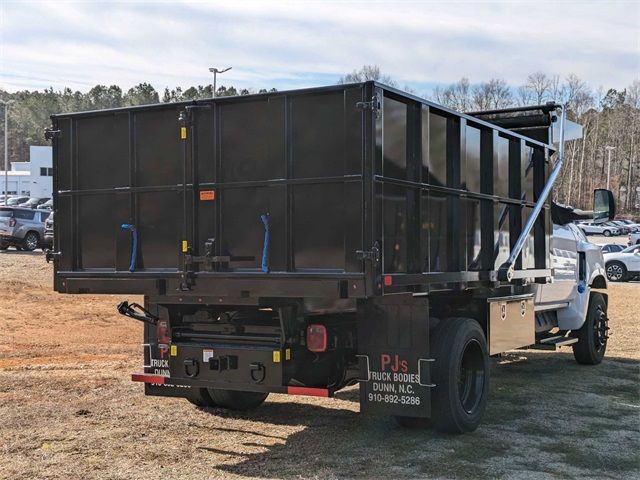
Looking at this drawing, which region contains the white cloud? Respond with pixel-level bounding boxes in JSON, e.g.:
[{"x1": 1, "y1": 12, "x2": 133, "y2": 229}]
[{"x1": 1, "y1": 0, "x2": 638, "y2": 94}]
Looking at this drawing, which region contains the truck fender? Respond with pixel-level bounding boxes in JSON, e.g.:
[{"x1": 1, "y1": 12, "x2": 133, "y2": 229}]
[{"x1": 557, "y1": 240, "x2": 607, "y2": 331}]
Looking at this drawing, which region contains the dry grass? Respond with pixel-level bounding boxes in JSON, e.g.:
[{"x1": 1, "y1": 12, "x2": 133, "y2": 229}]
[{"x1": 0, "y1": 251, "x2": 638, "y2": 479}]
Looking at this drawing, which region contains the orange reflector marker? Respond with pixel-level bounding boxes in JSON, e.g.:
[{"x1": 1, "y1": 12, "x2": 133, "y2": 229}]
[
  {"x1": 131, "y1": 373, "x2": 166, "y2": 384},
  {"x1": 383, "y1": 275, "x2": 393, "y2": 286},
  {"x1": 199, "y1": 190, "x2": 216, "y2": 201},
  {"x1": 287, "y1": 386, "x2": 329, "y2": 397}
]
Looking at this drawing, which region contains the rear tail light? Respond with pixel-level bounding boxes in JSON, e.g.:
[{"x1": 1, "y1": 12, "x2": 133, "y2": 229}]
[
  {"x1": 306, "y1": 324, "x2": 327, "y2": 353},
  {"x1": 9, "y1": 218, "x2": 16, "y2": 227}
]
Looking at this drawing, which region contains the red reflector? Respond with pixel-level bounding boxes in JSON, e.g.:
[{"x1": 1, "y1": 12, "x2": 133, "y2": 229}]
[
  {"x1": 383, "y1": 275, "x2": 393, "y2": 286},
  {"x1": 306, "y1": 324, "x2": 327, "y2": 352},
  {"x1": 131, "y1": 373, "x2": 166, "y2": 384},
  {"x1": 287, "y1": 386, "x2": 329, "y2": 397}
]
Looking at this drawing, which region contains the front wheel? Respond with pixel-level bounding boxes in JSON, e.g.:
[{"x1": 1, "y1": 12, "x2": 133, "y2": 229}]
[
  {"x1": 572, "y1": 293, "x2": 608, "y2": 365},
  {"x1": 430, "y1": 317, "x2": 489, "y2": 434},
  {"x1": 603, "y1": 230, "x2": 611, "y2": 237}
]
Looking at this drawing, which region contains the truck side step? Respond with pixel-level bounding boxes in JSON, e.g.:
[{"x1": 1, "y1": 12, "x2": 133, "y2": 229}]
[{"x1": 532, "y1": 335, "x2": 579, "y2": 350}]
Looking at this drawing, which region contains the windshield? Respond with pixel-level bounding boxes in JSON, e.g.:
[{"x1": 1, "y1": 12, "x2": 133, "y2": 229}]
[{"x1": 621, "y1": 245, "x2": 640, "y2": 254}]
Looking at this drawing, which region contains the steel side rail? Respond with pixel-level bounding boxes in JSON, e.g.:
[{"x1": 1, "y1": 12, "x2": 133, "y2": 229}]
[{"x1": 498, "y1": 105, "x2": 566, "y2": 282}]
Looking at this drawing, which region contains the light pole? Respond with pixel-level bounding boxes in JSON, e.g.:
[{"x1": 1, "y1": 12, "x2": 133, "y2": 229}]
[
  {"x1": 208, "y1": 67, "x2": 232, "y2": 98},
  {"x1": 605, "y1": 145, "x2": 616, "y2": 190},
  {"x1": 1, "y1": 99, "x2": 15, "y2": 205}
]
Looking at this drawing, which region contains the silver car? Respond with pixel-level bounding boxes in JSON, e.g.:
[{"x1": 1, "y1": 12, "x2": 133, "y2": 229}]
[{"x1": 0, "y1": 207, "x2": 49, "y2": 251}]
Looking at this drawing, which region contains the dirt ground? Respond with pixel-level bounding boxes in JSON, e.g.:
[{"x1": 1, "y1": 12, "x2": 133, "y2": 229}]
[{"x1": 1, "y1": 251, "x2": 638, "y2": 480}]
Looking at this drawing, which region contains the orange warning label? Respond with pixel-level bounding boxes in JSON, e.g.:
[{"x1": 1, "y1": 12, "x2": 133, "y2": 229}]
[{"x1": 199, "y1": 190, "x2": 215, "y2": 201}]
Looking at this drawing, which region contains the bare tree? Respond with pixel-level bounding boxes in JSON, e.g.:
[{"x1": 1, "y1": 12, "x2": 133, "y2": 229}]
[
  {"x1": 525, "y1": 71, "x2": 553, "y2": 104},
  {"x1": 339, "y1": 65, "x2": 397, "y2": 87},
  {"x1": 433, "y1": 77, "x2": 473, "y2": 111},
  {"x1": 472, "y1": 78, "x2": 513, "y2": 110}
]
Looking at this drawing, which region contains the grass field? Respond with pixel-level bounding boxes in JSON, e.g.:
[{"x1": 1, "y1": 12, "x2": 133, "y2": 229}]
[{"x1": 1, "y1": 251, "x2": 638, "y2": 479}]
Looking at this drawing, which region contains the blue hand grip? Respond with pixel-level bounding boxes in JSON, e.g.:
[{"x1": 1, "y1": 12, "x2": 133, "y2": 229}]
[
  {"x1": 121, "y1": 223, "x2": 137, "y2": 272},
  {"x1": 260, "y1": 214, "x2": 270, "y2": 273}
]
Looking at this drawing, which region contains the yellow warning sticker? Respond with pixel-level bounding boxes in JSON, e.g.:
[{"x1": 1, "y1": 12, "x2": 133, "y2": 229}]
[
  {"x1": 170, "y1": 345, "x2": 177, "y2": 356},
  {"x1": 285, "y1": 348, "x2": 291, "y2": 361},
  {"x1": 180, "y1": 127, "x2": 187, "y2": 139},
  {"x1": 272, "y1": 350, "x2": 281, "y2": 363},
  {"x1": 182, "y1": 240, "x2": 188, "y2": 253}
]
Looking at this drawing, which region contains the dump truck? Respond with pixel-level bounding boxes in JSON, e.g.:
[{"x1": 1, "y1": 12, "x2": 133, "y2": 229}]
[{"x1": 45, "y1": 82, "x2": 615, "y2": 433}]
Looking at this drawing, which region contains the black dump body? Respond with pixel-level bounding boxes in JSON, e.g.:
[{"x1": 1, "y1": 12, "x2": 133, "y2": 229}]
[{"x1": 50, "y1": 82, "x2": 553, "y2": 302}]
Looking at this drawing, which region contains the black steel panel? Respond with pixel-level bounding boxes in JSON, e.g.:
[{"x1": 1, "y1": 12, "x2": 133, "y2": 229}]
[
  {"x1": 221, "y1": 186, "x2": 286, "y2": 271},
  {"x1": 291, "y1": 90, "x2": 358, "y2": 178},
  {"x1": 135, "y1": 108, "x2": 183, "y2": 187},
  {"x1": 293, "y1": 183, "x2": 360, "y2": 271},
  {"x1": 382, "y1": 96, "x2": 407, "y2": 180},
  {"x1": 137, "y1": 191, "x2": 181, "y2": 269},
  {"x1": 76, "y1": 113, "x2": 129, "y2": 190},
  {"x1": 78, "y1": 194, "x2": 127, "y2": 269},
  {"x1": 220, "y1": 98, "x2": 285, "y2": 182}
]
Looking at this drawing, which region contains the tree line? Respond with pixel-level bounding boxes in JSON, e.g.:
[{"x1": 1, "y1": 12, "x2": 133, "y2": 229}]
[{"x1": 1, "y1": 67, "x2": 638, "y2": 215}]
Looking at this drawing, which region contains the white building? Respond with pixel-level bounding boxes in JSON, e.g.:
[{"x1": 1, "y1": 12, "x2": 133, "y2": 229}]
[
  {"x1": 0, "y1": 146, "x2": 52, "y2": 197},
  {"x1": 28, "y1": 146, "x2": 53, "y2": 198}
]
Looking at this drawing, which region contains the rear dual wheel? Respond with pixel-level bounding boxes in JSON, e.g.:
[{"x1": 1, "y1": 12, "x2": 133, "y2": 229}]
[
  {"x1": 395, "y1": 317, "x2": 489, "y2": 434},
  {"x1": 186, "y1": 388, "x2": 268, "y2": 411}
]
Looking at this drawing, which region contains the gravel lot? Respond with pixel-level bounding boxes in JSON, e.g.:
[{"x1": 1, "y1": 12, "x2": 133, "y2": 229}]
[{"x1": 0, "y1": 251, "x2": 638, "y2": 479}]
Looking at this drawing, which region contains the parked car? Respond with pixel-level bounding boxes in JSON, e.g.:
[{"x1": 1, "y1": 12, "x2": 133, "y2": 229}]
[
  {"x1": 617, "y1": 219, "x2": 640, "y2": 232},
  {"x1": 18, "y1": 197, "x2": 50, "y2": 209},
  {"x1": 37, "y1": 199, "x2": 54, "y2": 210},
  {"x1": 44, "y1": 211, "x2": 54, "y2": 246},
  {"x1": 0, "y1": 207, "x2": 49, "y2": 251},
  {"x1": 6, "y1": 196, "x2": 30, "y2": 206},
  {"x1": 577, "y1": 221, "x2": 619, "y2": 237},
  {"x1": 601, "y1": 244, "x2": 625, "y2": 254},
  {"x1": 605, "y1": 221, "x2": 631, "y2": 235},
  {"x1": 603, "y1": 244, "x2": 640, "y2": 281},
  {"x1": 629, "y1": 232, "x2": 640, "y2": 246}
]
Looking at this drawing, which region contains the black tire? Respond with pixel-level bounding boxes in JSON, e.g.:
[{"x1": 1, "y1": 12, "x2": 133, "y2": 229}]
[
  {"x1": 186, "y1": 388, "x2": 216, "y2": 408},
  {"x1": 603, "y1": 229, "x2": 611, "y2": 237},
  {"x1": 431, "y1": 317, "x2": 489, "y2": 433},
  {"x1": 606, "y1": 261, "x2": 627, "y2": 282},
  {"x1": 23, "y1": 231, "x2": 39, "y2": 251},
  {"x1": 572, "y1": 293, "x2": 608, "y2": 365},
  {"x1": 207, "y1": 389, "x2": 268, "y2": 411}
]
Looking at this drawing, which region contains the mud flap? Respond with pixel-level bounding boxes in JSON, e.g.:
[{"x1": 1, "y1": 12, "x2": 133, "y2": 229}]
[{"x1": 357, "y1": 296, "x2": 432, "y2": 417}]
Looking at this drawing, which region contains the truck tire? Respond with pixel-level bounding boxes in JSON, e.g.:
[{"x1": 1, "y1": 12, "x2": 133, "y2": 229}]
[
  {"x1": 207, "y1": 389, "x2": 268, "y2": 411},
  {"x1": 572, "y1": 293, "x2": 608, "y2": 365},
  {"x1": 186, "y1": 388, "x2": 216, "y2": 408},
  {"x1": 23, "y1": 231, "x2": 39, "y2": 251},
  {"x1": 605, "y1": 261, "x2": 627, "y2": 282},
  {"x1": 431, "y1": 317, "x2": 490, "y2": 434}
]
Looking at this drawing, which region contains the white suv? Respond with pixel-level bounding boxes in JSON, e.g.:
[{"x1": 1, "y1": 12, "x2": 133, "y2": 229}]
[{"x1": 578, "y1": 222, "x2": 619, "y2": 237}]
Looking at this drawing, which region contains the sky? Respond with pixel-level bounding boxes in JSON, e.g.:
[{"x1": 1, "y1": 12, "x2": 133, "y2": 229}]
[{"x1": 1, "y1": 0, "x2": 638, "y2": 95}]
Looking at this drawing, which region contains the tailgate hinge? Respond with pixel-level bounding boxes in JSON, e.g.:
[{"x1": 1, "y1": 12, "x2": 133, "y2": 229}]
[
  {"x1": 356, "y1": 95, "x2": 381, "y2": 118},
  {"x1": 356, "y1": 242, "x2": 381, "y2": 263},
  {"x1": 44, "y1": 127, "x2": 61, "y2": 141}
]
